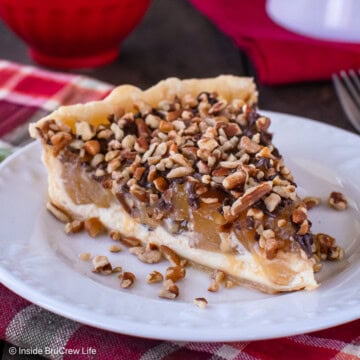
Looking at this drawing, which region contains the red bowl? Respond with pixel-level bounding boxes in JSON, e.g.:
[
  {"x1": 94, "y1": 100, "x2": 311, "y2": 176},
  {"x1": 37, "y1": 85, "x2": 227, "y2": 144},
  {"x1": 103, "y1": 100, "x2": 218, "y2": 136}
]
[{"x1": 0, "y1": 0, "x2": 150, "y2": 69}]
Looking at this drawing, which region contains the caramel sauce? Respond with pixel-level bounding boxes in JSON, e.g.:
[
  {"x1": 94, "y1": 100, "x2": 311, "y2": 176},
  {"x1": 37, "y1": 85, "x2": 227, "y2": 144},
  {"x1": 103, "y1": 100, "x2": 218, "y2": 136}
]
[
  {"x1": 61, "y1": 160, "x2": 112, "y2": 208},
  {"x1": 171, "y1": 184, "x2": 225, "y2": 251},
  {"x1": 88, "y1": 116, "x2": 110, "y2": 128},
  {"x1": 62, "y1": 116, "x2": 110, "y2": 133}
]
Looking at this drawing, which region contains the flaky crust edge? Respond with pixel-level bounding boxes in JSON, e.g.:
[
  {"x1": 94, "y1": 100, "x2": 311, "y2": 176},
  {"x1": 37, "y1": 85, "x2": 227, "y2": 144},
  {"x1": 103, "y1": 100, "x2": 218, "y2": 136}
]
[{"x1": 30, "y1": 75, "x2": 257, "y2": 137}]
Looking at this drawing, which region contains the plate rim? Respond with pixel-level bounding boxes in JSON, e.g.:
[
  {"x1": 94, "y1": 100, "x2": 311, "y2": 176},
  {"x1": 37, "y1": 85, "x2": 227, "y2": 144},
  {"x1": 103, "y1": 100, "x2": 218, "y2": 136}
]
[{"x1": 0, "y1": 111, "x2": 359, "y2": 342}]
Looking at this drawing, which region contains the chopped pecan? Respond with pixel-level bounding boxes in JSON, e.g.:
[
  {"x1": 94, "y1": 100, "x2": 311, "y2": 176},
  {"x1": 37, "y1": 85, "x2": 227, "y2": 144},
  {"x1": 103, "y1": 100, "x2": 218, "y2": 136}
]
[
  {"x1": 98, "y1": 128, "x2": 114, "y2": 140},
  {"x1": 194, "y1": 297, "x2": 208, "y2": 308},
  {"x1": 327, "y1": 246, "x2": 344, "y2": 260},
  {"x1": 256, "y1": 116, "x2": 271, "y2": 131},
  {"x1": 159, "y1": 120, "x2": 174, "y2": 133},
  {"x1": 153, "y1": 176, "x2": 169, "y2": 192},
  {"x1": 158, "y1": 279, "x2": 179, "y2": 299},
  {"x1": 303, "y1": 196, "x2": 321, "y2": 210},
  {"x1": 264, "y1": 192, "x2": 281, "y2": 213},
  {"x1": 259, "y1": 230, "x2": 281, "y2": 260},
  {"x1": 222, "y1": 170, "x2": 247, "y2": 190},
  {"x1": 129, "y1": 246, "x2": 162, "y2": 264},
  {"x1": 92, "y1": 255, "x2": 112, "y2": 275},
  {"x1": 108, "y1": 244, "x2": 122, "y2": 253},
  {"x1": 240, "y1": 136, "x2": 261, "y2": 154},
  {"x1": 129, "y1": 184, "x2": 147, "y2": 202},
  {"x1": 292, "y1": 206, "x2": 307, "y2": 224},
  {"x1": 273, "y1": 185, "x2": 297, "y2": 201},
  {"x1": 120, "y1": 272, "x2": 136, "y2": 288},
  {"x1": 328, "y1": 191, "x2": 348, "y2": 211},
  {"x1": 109, "y1": 230, "x2": 122, "y2": 241},
  {"x1": 121, "y1": 134, "x2": 136, "y2": 150},
  {"x1": 297, "y1": 220, "x2": 310, "y2": 235},
  {"x1": 146, "y1": 270, "x2": 164, "y2": 284},
  {"x1": 170, "y1": 153, "x2": 191, "y2": 167},
  {"x1": 166, "y1": 166, "x2": 194, "y2": 179},
  {"x1": 154, "y1": 142, "x2": 168, "y2": 157},
  {"x1": 231, "y1": 181, "x2": 273, "y2": 216},
  {"x1": 165, "y1": 266, "x2": 186, "y2": 282},
  {"x1": 84, "y1": 217, "x2": 104, "y2": 238},
  {"x1": 247, "y1": 207, "x2": 264, "y2": 220},
  {"x1": 91, "y1": 153, "x2": 105, "y2": 168},
  {"x1": 197, "y1": 137, "x2": 219, "y2": 152},
  {"x1": 208, "y1": 100, "x2": 227, "y2": 114},
  {"x1": 64, "y1": 219, "x2": 84, "y2": 234},
  {"x1": 83, "y1": 140, "x2": 101, "y2": 155},
  {"x1": 75, "y1": 121, "x2": 95, "y2": 141},
  {"x1": 145, "y1": 114, "x2": 161, "y2": 129},
  {"x1": 50, "y1": 131, "x2": 72, "y2": 155},
  {"x1": 315, "y1": 233, "x2": 335, "y2": 255},
  {"x1": 224, "y1": 123, "x2": 241, "y2": 137}
]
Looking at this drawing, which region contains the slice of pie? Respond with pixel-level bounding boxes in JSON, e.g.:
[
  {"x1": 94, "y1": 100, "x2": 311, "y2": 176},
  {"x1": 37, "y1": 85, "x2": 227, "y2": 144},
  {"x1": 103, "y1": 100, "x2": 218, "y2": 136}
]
[{"x1": 30, "y1": 75, "x2": 326, "y2": 293}]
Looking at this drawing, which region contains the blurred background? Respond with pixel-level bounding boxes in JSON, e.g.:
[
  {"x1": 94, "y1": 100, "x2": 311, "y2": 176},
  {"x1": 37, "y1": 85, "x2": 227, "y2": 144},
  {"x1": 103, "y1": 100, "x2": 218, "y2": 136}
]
[{"x1": 1, "y1": 0, "x2": 356, "y2": 132}]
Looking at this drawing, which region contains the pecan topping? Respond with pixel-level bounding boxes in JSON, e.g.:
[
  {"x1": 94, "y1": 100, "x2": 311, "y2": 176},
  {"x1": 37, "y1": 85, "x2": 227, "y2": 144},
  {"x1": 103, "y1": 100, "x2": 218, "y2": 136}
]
[
  {"x1": 222, "y1": 170, "x2": 247, "y2": 190},
  {"x1": 108, "y1": 244, "x2": 122, "y2": 253},
  {"x1": 129, "y1": 246, "x2": 162, "y2": 264},
  {"x1": 146, "y1": 270, "x2": 163, "y2": 284},
  {"x1": 153, "y1": 176, "x2": 169, "y2": 192},
  {"x1": 328, "y1": 191, "x2": 348, "y2": 211},
  {"x1": 240, "y1": 136, "x2": 261, "y2": 154},
  {"x1": 84, "y1": 140, "x2": 101, "y2": 155},
  {"x1": 50, "y1": 131, "x2": 72, "y2": 155},
  {"x1": 75, "y1": 121, "x2": 95, "y2": 141},
  {"x1": 84, "y1": 217, "x2": 104, "y2": 238},
  {"x1": 264, "y1": 192, "x2": 281, "y2": 213},
  {"x1": 166, "y1": 166, "x2": 194, "y2": 179},
  {"x1": 92, "y1": 255, "x2": 112, "y2": 275},
  {"x1": 120, "y1": 272, "x2": 136, "y2": 288},
  {"x1": 231, "y1": 181, "x2": 273, "y2": 216},
  {"x1": 292, "y1": 205, "x2": 307, "y2": 224},
  {"x1": 303, "y1": 196, "x2": 321, "y2": 210},
  {"x1": 65, "y1": 220, "x2": 84, "y2": 234},
  {"x1": 158, "y1": 279, "x2": 179, "y2": 299},
  {"x1": 194, "y1": 297, "x2": 208, "y2": 308},
  {"x1": 165, "y1": 266, "x2": 186, "y2": 282}
]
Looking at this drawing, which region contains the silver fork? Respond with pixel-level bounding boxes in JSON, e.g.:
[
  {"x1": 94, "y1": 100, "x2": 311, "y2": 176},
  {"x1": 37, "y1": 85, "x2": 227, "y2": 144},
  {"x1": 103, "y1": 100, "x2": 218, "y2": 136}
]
[{"x1": 332, "y1": 69, "x2": 360, "y2": 133}]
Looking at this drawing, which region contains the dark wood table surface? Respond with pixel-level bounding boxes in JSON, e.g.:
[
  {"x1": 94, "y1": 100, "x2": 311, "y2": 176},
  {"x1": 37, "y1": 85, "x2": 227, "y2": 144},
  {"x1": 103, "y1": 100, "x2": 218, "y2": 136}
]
[{"x1": 0, "y1": 0, "x2": 356, "y2": 358}]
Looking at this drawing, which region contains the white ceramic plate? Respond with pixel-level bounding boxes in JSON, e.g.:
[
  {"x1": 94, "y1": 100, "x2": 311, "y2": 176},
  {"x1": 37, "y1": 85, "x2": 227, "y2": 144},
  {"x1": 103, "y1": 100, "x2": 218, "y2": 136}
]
[
  {"x1": 267, "y1": 0, "x2": 360, "y2": 43},
  {"x1": 0, "y1": 111, "x2": 359, "y2": 342}
]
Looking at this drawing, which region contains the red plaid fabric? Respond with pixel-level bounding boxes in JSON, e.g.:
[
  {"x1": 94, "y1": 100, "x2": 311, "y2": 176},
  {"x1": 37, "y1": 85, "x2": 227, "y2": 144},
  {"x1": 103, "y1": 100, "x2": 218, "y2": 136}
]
[
  {"x1": 0, "y1": 60, "x2": 112, "y2": 145},
  {"x1": 0, "y1": 60, "x2": 359, "y2": 360}
]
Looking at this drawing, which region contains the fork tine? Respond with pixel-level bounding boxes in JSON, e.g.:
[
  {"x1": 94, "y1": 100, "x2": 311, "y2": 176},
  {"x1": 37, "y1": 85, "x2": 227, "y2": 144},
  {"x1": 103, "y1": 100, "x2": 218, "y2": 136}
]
[
  {"x1": 332, "y1": 72, "x2": 360, "y2": 133},
  {"x1": 340, "y1": 70, "x2": 360, "y2": 109},
  {"x1": 349, "y1": 69, "x2": 360, "y2": 93}
]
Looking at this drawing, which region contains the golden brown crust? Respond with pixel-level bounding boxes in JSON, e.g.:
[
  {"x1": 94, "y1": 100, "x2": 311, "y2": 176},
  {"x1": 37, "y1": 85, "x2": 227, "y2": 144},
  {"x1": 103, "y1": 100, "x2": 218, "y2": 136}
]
[{"x1": 30, "y1": 75, "x2": 257, "y2": 136}]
